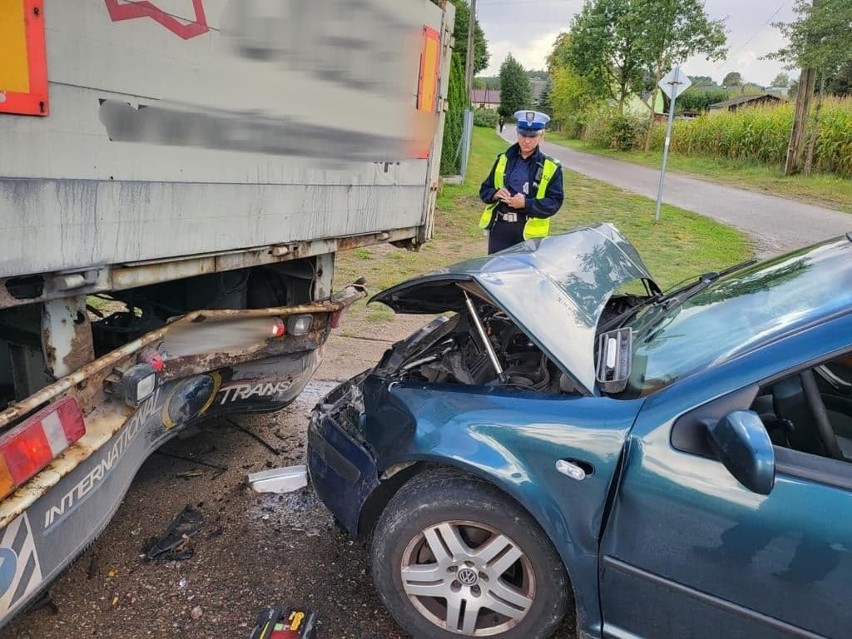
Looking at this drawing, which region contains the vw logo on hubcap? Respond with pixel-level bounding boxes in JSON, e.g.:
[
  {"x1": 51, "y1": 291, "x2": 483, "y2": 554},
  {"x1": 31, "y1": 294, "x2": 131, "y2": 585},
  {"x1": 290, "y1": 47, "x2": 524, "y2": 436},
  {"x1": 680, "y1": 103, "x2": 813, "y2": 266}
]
[{"x1": 457, "y1": 567, "x2": 478, "y2": 586}]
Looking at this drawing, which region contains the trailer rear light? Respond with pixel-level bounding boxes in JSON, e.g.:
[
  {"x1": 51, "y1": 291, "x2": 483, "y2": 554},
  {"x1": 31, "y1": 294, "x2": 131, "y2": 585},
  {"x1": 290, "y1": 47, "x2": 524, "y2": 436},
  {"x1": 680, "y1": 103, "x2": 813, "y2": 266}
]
[
  {"x1": 120, "y1": 364, "x2": 158, "y2": 407},
  {"x1": 139, "y1": 347, "x2": 164, "y2": 372},
  {"x1": 287, "y1": 314, "x2": 313, "y2": 336},
  {"x1": 0, "y1": 397, "x2": 86, "y2": 499},
  {"x1": 271, "y1": 318, "x2": 286, "y2": 337}
]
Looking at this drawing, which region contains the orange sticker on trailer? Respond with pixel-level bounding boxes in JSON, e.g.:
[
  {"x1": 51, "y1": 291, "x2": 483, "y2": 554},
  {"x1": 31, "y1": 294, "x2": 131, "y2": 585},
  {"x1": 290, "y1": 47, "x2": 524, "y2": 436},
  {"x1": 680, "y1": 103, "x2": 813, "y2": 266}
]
[
  {"x1": 0, "y1": 0, "x2": 48, "y2": 116},
  {"x1": 417, "y1": 26, "x2": 440, "y2": 113},
  {"x1": 414, "y1": 25, "x2": 441, "y2": 159}
]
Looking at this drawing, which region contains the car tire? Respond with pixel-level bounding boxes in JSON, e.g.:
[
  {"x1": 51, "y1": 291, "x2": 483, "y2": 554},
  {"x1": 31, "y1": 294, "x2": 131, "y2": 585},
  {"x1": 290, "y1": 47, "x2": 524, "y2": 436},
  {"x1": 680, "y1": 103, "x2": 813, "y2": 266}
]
[{"x1": 370, "y1": 468, "x2": 569, "y2": 639}]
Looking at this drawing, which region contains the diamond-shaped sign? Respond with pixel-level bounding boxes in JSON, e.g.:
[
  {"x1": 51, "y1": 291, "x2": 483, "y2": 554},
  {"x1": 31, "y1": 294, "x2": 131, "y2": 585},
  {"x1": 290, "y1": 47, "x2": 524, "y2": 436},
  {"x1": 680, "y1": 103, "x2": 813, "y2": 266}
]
[{"x1": 658, "y1": 67, "x2": 692, "y2": 101}]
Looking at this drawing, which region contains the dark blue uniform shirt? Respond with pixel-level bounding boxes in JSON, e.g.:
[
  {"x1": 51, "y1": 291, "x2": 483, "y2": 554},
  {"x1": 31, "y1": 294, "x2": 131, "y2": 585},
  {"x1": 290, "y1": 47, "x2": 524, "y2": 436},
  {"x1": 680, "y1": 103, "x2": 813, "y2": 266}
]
[{"x1": 479, "y1": 143, "x2": 564, "y2": 254}]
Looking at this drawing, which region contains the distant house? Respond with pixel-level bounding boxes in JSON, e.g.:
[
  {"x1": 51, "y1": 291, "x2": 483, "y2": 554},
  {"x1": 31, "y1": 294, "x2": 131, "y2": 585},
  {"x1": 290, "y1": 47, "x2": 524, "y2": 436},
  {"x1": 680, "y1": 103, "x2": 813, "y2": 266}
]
[
  {"x1": 709, "y1": 94, "x2": 785, "y2": 113},
  {"x1": 471, "y1": 89, "x2": 501, "y2": 110},
  {"x1": 624, "y1": 88, "x2": 666, "y2": 118}
]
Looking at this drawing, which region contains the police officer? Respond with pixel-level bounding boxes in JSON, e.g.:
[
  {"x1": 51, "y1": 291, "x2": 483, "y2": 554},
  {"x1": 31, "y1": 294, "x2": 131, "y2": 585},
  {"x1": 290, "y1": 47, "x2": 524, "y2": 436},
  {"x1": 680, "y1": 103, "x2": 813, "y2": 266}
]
[{"x1": 479, "y1": 110, "x2": 564, "y2": 254}]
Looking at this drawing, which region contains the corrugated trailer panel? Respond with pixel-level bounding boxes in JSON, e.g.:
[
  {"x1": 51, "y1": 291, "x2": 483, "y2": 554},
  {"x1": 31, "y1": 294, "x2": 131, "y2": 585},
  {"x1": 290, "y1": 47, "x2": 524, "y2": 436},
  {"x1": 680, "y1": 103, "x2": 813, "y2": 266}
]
[{"x1": 0, "y1": 0, "x2": 452, "y2": 279}]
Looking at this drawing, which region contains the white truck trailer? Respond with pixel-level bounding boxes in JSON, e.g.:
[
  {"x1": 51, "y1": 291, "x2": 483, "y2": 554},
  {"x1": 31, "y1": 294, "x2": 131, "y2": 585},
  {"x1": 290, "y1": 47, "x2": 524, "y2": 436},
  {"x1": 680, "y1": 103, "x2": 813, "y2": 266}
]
[{"x1": 0, "y1": 0, "x2": 454, "y2": 626}]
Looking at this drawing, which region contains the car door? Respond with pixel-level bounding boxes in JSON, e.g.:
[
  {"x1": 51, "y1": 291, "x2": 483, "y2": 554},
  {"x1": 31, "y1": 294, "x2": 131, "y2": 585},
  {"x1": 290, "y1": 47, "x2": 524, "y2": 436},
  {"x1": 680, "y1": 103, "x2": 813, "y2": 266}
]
[{"x1": 598, "y1": 322, "x2": 852, "y2": 638}]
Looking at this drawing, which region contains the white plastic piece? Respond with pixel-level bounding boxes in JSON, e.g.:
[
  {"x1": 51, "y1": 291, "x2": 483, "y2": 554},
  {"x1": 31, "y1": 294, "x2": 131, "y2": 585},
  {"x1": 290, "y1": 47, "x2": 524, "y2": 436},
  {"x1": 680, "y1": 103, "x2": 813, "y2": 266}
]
[
  {"x1": 248, "y1": 465, "x2": 308, "y2": 494},
  {"x1": 555, "y1": 459, "x2": 586, "y2": 481}
]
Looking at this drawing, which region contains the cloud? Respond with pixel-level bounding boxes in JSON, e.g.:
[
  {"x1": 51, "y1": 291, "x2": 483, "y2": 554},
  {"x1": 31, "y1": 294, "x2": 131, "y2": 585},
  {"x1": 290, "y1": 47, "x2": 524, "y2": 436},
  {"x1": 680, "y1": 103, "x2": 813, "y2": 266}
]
[
  {"x1": 485, "y1": 30, "x2": 562, "y2": 74},
  {"x1": 475, "y1": 0, "x2": 798, "y2": 86}
]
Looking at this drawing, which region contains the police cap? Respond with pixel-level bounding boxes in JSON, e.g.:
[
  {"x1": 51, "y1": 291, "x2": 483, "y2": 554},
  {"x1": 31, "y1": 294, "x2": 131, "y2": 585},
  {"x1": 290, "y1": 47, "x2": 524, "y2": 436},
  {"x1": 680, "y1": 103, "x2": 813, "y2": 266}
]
[{"x1": 514, "y1": 110, "x2": 550, "y2": 136}]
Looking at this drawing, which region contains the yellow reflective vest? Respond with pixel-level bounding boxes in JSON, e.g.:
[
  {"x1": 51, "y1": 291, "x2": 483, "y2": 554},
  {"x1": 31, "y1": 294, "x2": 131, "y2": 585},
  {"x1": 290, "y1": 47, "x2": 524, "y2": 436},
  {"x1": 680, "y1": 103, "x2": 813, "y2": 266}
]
[{"x1": 479, "y1": 153, "x2": 560, "y2": 240}]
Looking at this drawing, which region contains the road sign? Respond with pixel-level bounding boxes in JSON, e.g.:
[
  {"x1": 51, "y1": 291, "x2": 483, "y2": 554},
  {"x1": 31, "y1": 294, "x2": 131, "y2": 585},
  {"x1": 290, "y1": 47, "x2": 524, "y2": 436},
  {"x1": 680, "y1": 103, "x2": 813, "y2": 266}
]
[
  {"x1": 658, "y1": 67, "x2": 692, "y2": 101},
  {"x1": 654, "y1": 66, "x2": 690, "y2": 221}
]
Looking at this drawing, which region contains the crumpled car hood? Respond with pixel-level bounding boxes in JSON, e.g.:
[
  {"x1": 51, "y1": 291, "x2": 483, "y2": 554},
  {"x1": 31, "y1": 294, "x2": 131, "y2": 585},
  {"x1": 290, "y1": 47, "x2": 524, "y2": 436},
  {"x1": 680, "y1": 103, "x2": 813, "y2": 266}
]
[{"x1": 371, "y1": 223, "x2": 657, "y2": 394}]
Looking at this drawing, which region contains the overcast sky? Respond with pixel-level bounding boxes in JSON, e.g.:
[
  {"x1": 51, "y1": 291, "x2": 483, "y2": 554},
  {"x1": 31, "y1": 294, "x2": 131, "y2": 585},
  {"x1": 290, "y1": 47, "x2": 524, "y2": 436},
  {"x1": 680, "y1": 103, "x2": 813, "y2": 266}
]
[{"x1": 476, "y1": 0, "x2": 797, "y2": 86}]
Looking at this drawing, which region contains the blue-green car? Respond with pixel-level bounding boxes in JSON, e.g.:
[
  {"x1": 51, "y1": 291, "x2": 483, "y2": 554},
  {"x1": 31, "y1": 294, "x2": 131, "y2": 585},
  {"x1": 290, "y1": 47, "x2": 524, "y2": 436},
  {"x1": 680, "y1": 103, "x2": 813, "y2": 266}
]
[{"x1": 308, "y1": 224, "x2": 852, "y2": 639}]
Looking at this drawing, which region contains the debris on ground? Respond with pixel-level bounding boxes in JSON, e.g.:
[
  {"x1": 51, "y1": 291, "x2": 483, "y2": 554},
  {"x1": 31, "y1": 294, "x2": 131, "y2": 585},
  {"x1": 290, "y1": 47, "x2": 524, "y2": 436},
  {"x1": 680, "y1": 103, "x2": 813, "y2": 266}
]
[
  {"x1": 86, "y1": 553, "x2": 99, "y2": 579},
  {"x1": 144, "y1": 505, "x2": 205, "y2": 561},
  {"x1": 248, "y1": 465, "x2": 308, "y2": 494},
  {"x1": 176, "y1": 470, "x2": 204, "y2": 480}
]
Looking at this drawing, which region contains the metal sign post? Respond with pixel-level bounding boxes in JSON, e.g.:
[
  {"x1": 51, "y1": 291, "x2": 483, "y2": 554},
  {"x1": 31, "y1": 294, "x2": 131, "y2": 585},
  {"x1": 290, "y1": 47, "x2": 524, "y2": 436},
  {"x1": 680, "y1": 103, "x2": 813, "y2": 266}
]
[{"x1": 654, "y1": 66, "x2": 691, "y2": 221}]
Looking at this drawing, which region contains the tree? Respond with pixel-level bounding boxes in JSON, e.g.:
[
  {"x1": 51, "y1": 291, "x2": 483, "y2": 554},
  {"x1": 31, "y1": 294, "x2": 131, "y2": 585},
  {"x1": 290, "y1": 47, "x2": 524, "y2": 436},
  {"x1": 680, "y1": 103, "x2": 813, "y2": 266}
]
[
  {"x1": 550, "y1": 65, "x2": 597, "y2": 134},
  {"x1": 770, "y1": 72, "x2": 791, "y2": 87},
  {"x1": 636, "y1": 0, "x2": 727, "y2": 149},
  {"x1": 566, "y1": 0, "x2": 726, "y2": 128},
  {"x1": 767, "y1": 0, "x2": 852, "y2": 174},
  {"x1": 789, "y1": 78, "x2": 800, "y2": 97},
  {"x1": 479, "y1": 76, "x2": 500, "y2": 89},
  {"x1": 430, "y1": 0, "x2": 489, "y2": 75},
  {"x1": 722, "y1": 71, "x2": 743, "y2": 87},
  {"x1": 546, "y1": 32, "x2": 572, "y2": 74},
  {"x1": 676, "y1": 87, "x2": 730, "y2": 113},
  {"x1": 498, "y1": 54, "x2": 532, "y2": 117},
  {"x1": 564, "y1": 0, "x2": 648, "y2": 114},
  {"x1": 439, "y1": 53, "x2": 467, "y2": 175},
  {"x1": 826, "y1": 59, "x2": 852, "y2": 96},
  {"x1": 536, "y1": 79, "x2": 554, "y2": 114},
  {"x1": 547, "y1": 33, "x2": 599, "y2": 133},
  {"x1": 689, "y1": 75, "x2": 717, "y2": 88},
  {"x1": 472, "y1": 77, "x2": 486, "y2": 90}
]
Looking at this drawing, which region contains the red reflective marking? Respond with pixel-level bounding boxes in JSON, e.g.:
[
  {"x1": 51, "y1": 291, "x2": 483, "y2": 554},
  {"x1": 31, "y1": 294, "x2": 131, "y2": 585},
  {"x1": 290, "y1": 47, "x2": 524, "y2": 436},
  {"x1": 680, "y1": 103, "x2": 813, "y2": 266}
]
[
  {"x1": 271, "y1": 319, "x2": 286, "y2": 338},
  {"x1": 104, "y1": 0, "x2": 209, "y2": 40},
  {"x1": 0, "y1": 0, "x2": 49, "y2": 116},
  {"x1": 4, "y1": 426, "x2": 52, "y2": 484},
  {"x1": 0, "y1": 397, "x2": 86, "y2": 489},
  {"x1": 57, "y1": 397, "x2": 86, "y2": 442}
]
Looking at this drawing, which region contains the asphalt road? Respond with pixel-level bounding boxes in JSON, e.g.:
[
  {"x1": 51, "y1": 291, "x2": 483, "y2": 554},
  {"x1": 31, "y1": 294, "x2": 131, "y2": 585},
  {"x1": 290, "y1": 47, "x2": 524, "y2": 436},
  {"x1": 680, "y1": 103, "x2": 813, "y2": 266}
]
[{"x1": 499, "y1": 127, "x2": 851, "y2": 257}]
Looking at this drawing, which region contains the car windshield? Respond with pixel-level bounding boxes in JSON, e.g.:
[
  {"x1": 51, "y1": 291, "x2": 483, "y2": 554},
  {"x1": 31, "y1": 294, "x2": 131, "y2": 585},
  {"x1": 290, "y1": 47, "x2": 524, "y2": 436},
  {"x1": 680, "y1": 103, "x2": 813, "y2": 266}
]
[{"x1": 623, "y1": 240, "x2": 852, "y2": 395}]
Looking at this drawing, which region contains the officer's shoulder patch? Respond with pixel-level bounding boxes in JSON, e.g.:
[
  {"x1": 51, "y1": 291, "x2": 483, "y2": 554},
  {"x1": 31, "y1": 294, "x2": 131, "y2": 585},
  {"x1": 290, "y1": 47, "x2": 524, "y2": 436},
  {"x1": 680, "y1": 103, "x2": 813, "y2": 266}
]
[{"x1": 544, "y1": 154, "x2": 561, "y2": 165}]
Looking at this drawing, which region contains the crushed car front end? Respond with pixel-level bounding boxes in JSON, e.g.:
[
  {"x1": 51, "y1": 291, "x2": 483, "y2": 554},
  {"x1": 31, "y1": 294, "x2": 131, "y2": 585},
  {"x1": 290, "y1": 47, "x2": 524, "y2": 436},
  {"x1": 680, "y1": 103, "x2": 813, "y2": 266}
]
[
  {"x1": 308, "y1": 369, "x2": 378, "y2": 535},
  {"x1": 308, "y1": 224, "x2": 660, "y2": 540}
]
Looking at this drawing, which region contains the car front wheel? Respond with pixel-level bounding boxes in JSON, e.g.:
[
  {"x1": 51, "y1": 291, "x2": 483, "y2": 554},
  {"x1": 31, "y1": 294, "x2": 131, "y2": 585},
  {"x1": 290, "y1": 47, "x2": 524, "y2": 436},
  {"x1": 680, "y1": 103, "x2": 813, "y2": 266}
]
[{"x1": 370, "y1": 469, "x2": 569, "y2": 639}]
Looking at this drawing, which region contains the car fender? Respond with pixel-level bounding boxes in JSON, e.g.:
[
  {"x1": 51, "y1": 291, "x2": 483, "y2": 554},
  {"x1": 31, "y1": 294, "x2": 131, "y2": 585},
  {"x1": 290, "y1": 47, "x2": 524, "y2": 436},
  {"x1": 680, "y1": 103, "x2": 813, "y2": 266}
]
[{"x1": 361, "y1": 380, "x2": 644, "y2": 632}]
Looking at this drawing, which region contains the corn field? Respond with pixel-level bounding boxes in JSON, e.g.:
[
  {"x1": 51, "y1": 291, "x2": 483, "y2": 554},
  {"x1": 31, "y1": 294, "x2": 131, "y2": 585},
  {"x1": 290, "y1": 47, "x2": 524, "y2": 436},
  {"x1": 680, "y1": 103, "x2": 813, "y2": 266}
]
[{"x1": 647, "y1": 97, "x2": 852, "y2": 177}]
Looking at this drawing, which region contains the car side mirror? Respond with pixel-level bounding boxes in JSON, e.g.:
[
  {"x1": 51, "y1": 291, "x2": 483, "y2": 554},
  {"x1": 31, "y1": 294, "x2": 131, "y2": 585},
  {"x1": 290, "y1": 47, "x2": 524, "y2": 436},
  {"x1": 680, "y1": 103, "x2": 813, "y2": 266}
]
[{"x1": 707, "y1": 410, "x2": 775, "y2": 495}]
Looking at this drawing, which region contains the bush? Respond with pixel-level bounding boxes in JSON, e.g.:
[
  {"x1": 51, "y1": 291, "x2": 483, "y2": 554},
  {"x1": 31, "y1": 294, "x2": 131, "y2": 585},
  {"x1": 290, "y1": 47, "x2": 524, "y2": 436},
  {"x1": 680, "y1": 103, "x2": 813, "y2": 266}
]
[
  {"x1": 582, "y1": 107, "x2": 646, "y2": 151},
  {"x1": 440, "y1": 53, "x2": 466, "y2": 175},
  {"x1": 607, "y1": 116, "x2": 637, "y2": 151},
  {"x1": 473, "y1": 108, "x2": 499, "y2": 128}
]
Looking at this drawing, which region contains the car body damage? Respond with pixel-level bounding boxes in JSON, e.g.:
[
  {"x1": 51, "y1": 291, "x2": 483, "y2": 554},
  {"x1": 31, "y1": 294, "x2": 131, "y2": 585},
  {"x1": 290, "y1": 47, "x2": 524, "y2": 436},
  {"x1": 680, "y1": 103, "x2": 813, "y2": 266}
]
[
  {"x1": 309, "y1": 228, "x2": 852, "y2": 639},
  {"x1": 309, "y1": 225, "x2": 657, "y2": 634}
]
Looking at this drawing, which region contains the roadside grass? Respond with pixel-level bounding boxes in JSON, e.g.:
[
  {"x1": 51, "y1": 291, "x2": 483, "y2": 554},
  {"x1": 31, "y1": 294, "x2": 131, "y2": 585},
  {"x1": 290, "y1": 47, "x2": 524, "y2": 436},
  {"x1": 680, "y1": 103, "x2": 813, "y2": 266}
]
[
  {"x1": 336, "y1": 127, "x2": 752, "y2": 327},
  {"x1": 546, "y1": 132, "x2": 852, "y2": 215}
]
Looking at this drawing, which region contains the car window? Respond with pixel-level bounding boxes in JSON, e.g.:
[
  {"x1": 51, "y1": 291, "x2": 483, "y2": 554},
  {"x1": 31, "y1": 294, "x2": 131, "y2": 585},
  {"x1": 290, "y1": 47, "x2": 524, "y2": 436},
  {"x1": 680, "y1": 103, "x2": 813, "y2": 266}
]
[
  {"x1": 752, "y1": 352, "x2": 852, "y2": 464},
  {"x1": 626, "y1": 248, "x2": 852, "y2": 395}
]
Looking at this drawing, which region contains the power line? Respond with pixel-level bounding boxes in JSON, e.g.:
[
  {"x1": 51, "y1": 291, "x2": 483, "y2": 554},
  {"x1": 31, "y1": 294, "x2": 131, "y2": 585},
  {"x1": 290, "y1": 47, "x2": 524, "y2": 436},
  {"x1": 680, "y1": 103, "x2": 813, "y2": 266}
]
[{"x1": 716, "y1": 3, "x2": 789, "y2": 69}]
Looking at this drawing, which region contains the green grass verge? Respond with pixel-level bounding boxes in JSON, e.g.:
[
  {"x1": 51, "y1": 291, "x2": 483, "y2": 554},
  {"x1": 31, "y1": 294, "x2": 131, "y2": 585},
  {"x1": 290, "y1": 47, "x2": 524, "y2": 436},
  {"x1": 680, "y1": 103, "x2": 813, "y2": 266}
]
[
  {"x1": 546, "y1": 132, "x2": 852, "y2": 215},
  {"x1": 337, "y1": 128, "x2": 752, "y2": 324}
]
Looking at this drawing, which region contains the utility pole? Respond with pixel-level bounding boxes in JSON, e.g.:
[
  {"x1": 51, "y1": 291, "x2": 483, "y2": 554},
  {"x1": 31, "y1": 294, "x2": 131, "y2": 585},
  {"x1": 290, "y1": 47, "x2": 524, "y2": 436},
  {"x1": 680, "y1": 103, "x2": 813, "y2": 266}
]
[
  {"x1": 785, "y1": 67, "x2": 816, "y2": 175},
  {"x1": 464, "y1": 0, "x2": 478, "y2": 100},
  {"x1": 784, "y1": 0, "x2": 821, "y2": 176}
]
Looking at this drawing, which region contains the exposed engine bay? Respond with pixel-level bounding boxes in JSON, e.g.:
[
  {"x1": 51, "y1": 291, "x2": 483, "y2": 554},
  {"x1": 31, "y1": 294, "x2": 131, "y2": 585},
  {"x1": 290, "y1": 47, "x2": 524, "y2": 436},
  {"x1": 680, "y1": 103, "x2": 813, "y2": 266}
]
[
  {"x1": 374, "y1": 285, "x2": 649, "y2": 396},
  {"x1": 380, "y1": 301, "x2": 574, "y2": 395}
]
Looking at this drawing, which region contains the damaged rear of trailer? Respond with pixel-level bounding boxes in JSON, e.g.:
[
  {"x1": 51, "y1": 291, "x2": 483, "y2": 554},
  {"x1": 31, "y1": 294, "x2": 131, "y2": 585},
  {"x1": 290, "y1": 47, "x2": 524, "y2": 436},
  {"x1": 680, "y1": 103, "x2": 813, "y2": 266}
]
[{"x1": 0, "y1": 0, "x2": 454, "y2": 626}]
